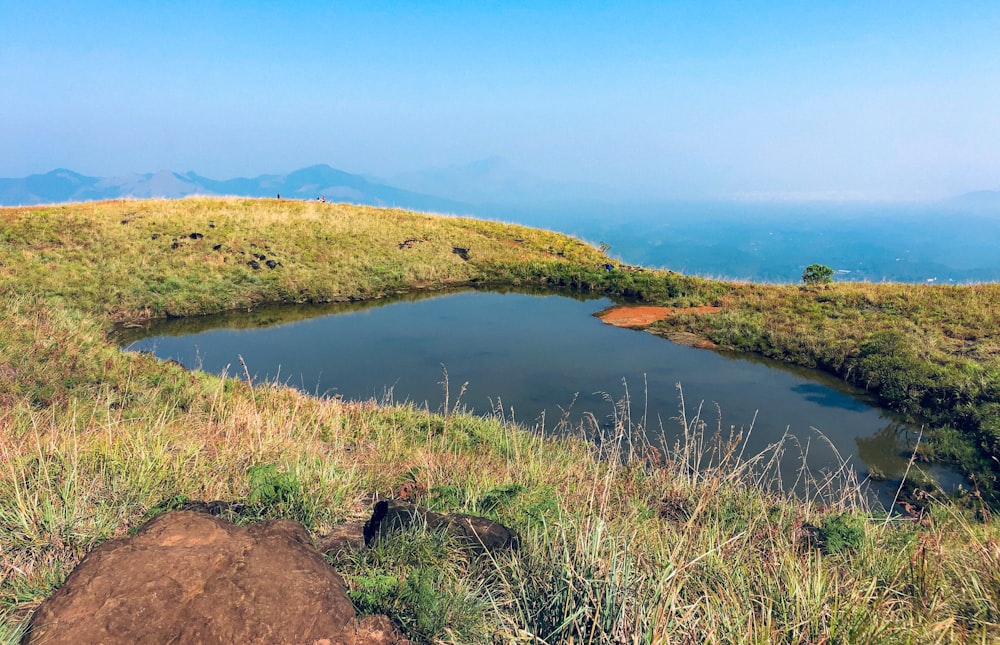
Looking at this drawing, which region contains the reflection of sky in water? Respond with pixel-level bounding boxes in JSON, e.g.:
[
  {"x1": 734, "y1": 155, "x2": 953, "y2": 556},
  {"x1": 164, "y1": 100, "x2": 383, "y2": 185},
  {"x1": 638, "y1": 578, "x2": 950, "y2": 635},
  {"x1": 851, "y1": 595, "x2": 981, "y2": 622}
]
[
  {"x1": 789, "y1": 383, "x2": 870, "y2": 412},
  {"x1": 125, "y1": 290, "x2": 960, "y2": 502}
]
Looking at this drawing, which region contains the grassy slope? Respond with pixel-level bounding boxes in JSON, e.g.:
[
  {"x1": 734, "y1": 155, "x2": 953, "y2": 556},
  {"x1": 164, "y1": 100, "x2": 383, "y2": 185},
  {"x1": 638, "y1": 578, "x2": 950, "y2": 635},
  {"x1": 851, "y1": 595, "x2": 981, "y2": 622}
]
[
  {"x1": 0, "y1": 198, "x2": 613, "y2": 319},
  {"x1": 654, "y1": 281, "x2": 1000, "y2": 495},
  {"x1": 2, "y1": 198, "x2": 999, "y2": 643}
]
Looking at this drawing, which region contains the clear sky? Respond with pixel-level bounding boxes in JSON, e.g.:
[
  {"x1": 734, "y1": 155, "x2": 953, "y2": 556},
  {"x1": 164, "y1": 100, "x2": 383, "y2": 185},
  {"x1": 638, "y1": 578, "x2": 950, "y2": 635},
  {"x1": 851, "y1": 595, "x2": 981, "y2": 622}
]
[{"x1": 3, "y1": 1, "x2": 999, "y2": 200}]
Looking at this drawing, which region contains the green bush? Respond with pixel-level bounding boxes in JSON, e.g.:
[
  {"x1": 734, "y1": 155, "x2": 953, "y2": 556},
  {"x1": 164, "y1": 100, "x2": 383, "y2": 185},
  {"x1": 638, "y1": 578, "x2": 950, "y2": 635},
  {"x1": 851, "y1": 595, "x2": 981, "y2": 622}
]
[
  {"x1": 818, "y1": 513, "x2": 865, "y2": 555},
  {"x1": 802, "y1": 264, "x2": 835, "y2": 285}
]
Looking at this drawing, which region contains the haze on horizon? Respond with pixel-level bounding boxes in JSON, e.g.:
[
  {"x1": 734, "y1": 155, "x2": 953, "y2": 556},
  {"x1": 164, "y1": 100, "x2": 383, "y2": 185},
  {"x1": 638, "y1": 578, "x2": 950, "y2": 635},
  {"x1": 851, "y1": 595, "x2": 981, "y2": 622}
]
[{"x1": 3, "y1": 1, "x2": 999, "y2": 202}]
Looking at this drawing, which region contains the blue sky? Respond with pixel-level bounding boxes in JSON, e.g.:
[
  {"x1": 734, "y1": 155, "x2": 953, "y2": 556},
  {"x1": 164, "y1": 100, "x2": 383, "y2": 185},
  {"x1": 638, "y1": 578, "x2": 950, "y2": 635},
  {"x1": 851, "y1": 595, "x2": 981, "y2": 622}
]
[{"x1": 3, "y1": 1, "x2": 999, "y2": 200}]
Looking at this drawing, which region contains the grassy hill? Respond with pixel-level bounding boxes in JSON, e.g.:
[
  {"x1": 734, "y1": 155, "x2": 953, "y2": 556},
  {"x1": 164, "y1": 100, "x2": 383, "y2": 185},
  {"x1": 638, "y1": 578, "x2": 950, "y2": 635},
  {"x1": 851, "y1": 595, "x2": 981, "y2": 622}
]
[{"x1": 2, "y1": 198, "x2": 999, "y2": 642}]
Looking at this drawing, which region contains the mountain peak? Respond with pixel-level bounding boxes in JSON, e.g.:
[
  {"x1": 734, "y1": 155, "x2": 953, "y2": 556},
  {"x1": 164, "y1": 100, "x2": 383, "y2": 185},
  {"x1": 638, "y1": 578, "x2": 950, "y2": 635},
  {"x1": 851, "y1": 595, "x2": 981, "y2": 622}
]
[{"x1": 45, "y1": 168, "x2": 88, "y2": 179}]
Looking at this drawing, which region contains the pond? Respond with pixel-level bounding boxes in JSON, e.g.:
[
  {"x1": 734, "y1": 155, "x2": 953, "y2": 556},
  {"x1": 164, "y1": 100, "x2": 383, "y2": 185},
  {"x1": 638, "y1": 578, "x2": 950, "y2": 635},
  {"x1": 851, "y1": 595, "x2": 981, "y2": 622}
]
[{"x1": 120, "y1": 289, "x2": 962, "y2": 505}]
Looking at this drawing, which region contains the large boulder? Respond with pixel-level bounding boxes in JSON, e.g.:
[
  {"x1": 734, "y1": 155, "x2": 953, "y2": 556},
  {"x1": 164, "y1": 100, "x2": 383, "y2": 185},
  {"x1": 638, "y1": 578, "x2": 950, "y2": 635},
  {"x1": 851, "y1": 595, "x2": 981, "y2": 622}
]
[{"x1": 24, "y1": 510, "x2": 409, "y2": 644}]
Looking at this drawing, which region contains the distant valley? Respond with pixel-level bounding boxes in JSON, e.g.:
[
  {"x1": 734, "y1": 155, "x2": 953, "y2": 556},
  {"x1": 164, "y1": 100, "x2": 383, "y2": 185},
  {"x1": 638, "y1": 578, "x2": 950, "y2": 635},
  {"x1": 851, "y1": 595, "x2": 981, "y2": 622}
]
[
  {"x1": 486, "y1": 200, "x2": 1000, "y2": 285},
  {"x1": 4, "y1": 165, "x2": 999, "y2": 285}
]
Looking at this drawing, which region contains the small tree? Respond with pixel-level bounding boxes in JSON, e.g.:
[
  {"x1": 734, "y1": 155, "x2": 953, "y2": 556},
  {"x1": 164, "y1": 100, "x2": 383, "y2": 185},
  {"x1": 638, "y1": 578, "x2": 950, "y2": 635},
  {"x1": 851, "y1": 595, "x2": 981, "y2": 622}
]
[{"x1": 802, "y1": 263, "x2": 834, "y2": 285}]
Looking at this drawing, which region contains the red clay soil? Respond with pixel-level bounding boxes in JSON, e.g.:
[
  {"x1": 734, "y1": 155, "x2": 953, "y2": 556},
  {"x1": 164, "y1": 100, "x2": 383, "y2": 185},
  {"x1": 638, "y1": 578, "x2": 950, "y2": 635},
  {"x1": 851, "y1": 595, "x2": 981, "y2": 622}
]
[{"x1": 597, "y1": 305, "x2": 721, "y2": 328}]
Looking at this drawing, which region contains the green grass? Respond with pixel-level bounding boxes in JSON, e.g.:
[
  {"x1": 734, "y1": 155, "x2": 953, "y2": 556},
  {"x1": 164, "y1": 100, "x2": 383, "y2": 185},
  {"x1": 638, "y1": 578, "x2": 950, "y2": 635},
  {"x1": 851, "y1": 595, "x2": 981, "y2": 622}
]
[
  {"x1": 3, "y1": 198, "x2": 1000, "y2": 643},
  {"x1": 652, "y1": 281, "x2": 1000, "y2": 499}
]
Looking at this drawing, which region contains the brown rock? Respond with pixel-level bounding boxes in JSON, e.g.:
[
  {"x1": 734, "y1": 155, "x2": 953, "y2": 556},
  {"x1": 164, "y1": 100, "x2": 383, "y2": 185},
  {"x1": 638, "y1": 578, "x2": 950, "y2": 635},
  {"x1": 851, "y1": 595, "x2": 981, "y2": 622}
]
[
  {"x1": 24, "y1": 511, "x2": 409, "y2": 645},
  {"x1": 356, "y1": 615, "x2": 410, "y2": 643}
]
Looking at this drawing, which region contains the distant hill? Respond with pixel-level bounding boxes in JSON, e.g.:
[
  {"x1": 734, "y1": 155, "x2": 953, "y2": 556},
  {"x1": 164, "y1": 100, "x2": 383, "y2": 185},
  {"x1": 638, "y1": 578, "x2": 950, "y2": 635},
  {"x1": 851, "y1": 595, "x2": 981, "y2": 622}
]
[{"x1": 0, "y1": 165, "x2": 466, "y2": 213}]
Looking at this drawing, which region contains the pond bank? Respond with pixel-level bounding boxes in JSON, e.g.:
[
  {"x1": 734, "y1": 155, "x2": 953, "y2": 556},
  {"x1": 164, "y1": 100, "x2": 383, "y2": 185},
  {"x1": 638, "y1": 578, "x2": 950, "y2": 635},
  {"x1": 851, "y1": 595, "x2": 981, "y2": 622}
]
[{"x1": 596, "y1": 305, "x2": 721, "y2": 348}]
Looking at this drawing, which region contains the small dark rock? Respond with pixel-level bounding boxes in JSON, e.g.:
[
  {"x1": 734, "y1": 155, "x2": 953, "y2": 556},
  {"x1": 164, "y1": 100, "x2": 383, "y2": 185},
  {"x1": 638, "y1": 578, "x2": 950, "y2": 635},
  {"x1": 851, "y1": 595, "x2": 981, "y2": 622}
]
[
  {"x1": 253, "y1": 252, "x2": 266, "y2": 261},
  {"x1": 212, "y1": 244, "x2": 223, "y2": 251},
  {"x1": 452, "y1": 246, "x2": 470, "y2": 261},
  {"x1": 364, "y1": 499, "x2": 518, "y2": 554},
  {"x1": 171, "y1": 241, "x2": 181, "y2": 250},
  {"x1": 151, "y1": 233, "x2": 160, "y2": 240},
  {"x1": 208, "y1": 222, "x2": 216, "y2": 228},
  {"x1": 120, "y1": 219, "x2": 130, "y2": 225},
  {"x1": 248, "y1": 260, "x2": 261, "y2": 270},
  {"x1": 265, "y1": 259, "x2": 280, "y2": 269},
  {"x1": 189, "y1": 232, "x2": 203, "y2": 240},
  {"x1": 793, "y1": 522, "x2": 822, "y2": 551}
]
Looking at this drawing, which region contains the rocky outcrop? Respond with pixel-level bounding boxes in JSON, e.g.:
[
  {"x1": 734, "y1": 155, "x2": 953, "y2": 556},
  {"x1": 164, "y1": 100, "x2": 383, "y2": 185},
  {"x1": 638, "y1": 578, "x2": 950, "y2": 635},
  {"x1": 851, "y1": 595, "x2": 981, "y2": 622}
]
[
  {"x1": 23, "y1": 511, "x2": 409, "y2": 645},
  {"x1": 23, "y1": 499, "x2": 517, "y2": 643}
]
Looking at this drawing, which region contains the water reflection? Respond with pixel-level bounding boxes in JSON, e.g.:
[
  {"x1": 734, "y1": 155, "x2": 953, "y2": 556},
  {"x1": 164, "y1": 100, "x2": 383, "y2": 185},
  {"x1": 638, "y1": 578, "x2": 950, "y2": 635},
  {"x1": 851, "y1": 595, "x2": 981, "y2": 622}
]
[
  {"x1": 114, "y1": 286, "x2": 603, "y2": 343},
  {"x1": 855, "y1": 422, "x2": 917, "y2": 476},
  {"x1": 789, "y1": 383, "x2": 871, "y2": 412}
]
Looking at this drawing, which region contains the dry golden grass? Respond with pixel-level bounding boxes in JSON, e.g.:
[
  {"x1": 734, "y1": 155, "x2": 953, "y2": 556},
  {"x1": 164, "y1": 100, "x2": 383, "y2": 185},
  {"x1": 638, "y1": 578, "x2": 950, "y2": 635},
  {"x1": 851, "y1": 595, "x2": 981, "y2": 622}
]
[
  {"x1": 0, "y1": 197, "x2": 609, "y2": 321},
  {"x1": 3, "y1": 198, "x2": 1000, "y2": 642}
]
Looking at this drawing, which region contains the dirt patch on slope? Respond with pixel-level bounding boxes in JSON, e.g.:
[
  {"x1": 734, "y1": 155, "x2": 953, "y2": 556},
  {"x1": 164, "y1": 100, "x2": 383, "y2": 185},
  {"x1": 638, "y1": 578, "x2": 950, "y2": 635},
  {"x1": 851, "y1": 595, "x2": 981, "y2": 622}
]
[
  {"x1": 596, "y1": 305, "x2": 721, "y2": 349},
  {"x1": 597, "y1": 305, "x2": 721, "y2": 328}
]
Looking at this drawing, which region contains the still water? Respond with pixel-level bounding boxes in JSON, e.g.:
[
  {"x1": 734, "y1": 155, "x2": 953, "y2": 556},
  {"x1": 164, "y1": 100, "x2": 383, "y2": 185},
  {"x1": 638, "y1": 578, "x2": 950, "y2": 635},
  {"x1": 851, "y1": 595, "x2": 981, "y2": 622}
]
[{"x1": 121, "y1": 289, "x2": 961, "y2": 502}]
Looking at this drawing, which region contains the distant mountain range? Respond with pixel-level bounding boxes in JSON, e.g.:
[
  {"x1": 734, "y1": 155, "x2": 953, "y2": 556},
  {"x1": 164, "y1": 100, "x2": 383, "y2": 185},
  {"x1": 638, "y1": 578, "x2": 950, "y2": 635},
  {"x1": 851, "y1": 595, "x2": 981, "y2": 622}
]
[
  {"x1": 0, "y1": 165, "x2": 466, "y2": 213},
  {"x1": 4, "y1": 163, "x2": 997, "y2": 215},
  {"x1": 0, "y1": 158, "x2": 620, "y2": 209}
]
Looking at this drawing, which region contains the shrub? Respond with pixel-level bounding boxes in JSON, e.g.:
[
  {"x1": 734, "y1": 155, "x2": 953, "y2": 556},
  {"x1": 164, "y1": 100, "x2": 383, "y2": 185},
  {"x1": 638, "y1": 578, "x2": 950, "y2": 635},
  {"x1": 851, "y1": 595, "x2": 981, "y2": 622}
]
[
  {"x1": 818, "y1": 513, "x2": 865, "y2": 555},
  {"x1": 802, "y1": 263, "x2": 835, "y2": 285}
]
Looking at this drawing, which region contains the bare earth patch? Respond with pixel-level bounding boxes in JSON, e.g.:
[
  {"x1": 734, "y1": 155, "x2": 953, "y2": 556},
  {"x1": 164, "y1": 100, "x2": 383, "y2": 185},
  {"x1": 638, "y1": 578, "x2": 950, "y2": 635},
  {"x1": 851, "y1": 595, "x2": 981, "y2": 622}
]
[
  {"x1": 597, "y1": 305, "x2": 720, "y2": 327},
  {"x1": 596, "y1": 305, "x2": 721, "y2": 349}
]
